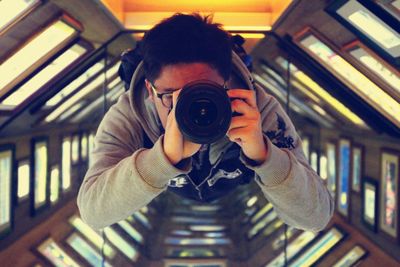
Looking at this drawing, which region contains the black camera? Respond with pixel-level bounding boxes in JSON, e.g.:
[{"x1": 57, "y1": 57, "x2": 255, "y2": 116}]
[{"x1": 175, "y1": 80, "x2": 235, "y2": 144}]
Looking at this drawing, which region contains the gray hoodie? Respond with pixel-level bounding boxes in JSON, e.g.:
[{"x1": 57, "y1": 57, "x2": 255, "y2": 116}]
[{"x1": 77, "y1": 52, "x2": 334, "y2": 231}]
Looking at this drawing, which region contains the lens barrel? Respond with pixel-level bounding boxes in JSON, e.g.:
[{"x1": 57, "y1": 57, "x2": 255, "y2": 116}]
[{"x1": 175, "y1": 80, "x2": 232, "y2": 144}]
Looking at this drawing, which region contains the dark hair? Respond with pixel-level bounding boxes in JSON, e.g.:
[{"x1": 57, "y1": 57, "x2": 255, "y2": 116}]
[{"x1": 141, "y1": 13, "x2": 232, "y2": 82}]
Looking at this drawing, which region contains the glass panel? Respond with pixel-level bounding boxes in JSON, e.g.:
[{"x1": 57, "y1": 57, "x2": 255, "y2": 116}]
[
  {"x1": 302, "y1": 136, "x2": 310, "y2": 162},
  {"x1": 44, "y1": 62, "x2": 104, "y2": 107},
  {"x1": 320, "y1": 154, "x2": 328, "y2": 180},
  {"x1": 34, "y1": 141, "x2": 47, "y2": 209},
  {"x1": 165, "y1": 237, "x2": 231, "y2": 245},
  {"x1": 68, "y1": 80, "x2": 125, "y2": 123},
  {"x1": 247, "y1": 210, "x2": 277, "y2": 239},
  {"x1": 311, "y1": 151, "x2": 318, "y2": 172},
  {"x1": 50, "y1": 165, "x2": 59, "y2": 204},
  {"x1": 333, "y1": 245, "x2": 367, "y2": 267},
  {"x1": 289, "y1": 227, "x2": 345, "y2": 267},
  {"x1": 0, "y1": 19, "x2": 78, "y2": 98},
  {"x1": 17, "y1": 159, "x2": 30, "y2": 200},
  {"x1": 352, "y1": 147, "x2": 362, "y2": 192},
  {"x1": 71, "y1": 135, "x2": 79, "y2": 164},
  {"x1": 62, "y1": 137, "x2": 71, "y2": 191},
  {"x1": 81, "y1": 134, "x2": 88, "y2": 160},
  {"x1": 88, "y1": 133, "x2": 95, "y2": 168},
  {"x1": 44, "y1": 62, "x2": 120, "y2": 123},
  {"x1": 265, "y1": 231, "x2": 318, "y2": 267},
  {"x1": 66, "y1": 233, "x2": 112, "y2": 267},
  {"x1": 118, "y1": 220, "x2": 144, "y2": 244},
  {"x1": 364, "y1": 182, "x2": 377, "y2": 226},
  {"x1": 0, "y1": 0, "x2": 40, "y2": 33},
  {"x1": 104, "y1": 227, "x2": 138, "y2": 260},
  {"x1": 37, "y1": 237, "x2": 80, "y2": 267},
  {"x1": 69, "y1": 215, "x2": 116, "y2": 259},
  {"x1": 275, "y1": 57, "x2": 367, "y2": 128},
  {"x1": 0, "y1": 150, "x2": 12, "y2": 232},
  {"x1": 1, "y1": 44, "x2": 87, "y2": 108},
  {"x1": 297, "y1": 33, "x2": 400, "y2": 128},
  {"x1": 251, "y1": 202, "x2": 273, "y2": 224},
  {"x1": 254, "y1": 73, "x2": 335, "y2": 128}
]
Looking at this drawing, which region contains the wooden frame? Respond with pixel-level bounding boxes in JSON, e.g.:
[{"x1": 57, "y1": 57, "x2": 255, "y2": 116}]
[
  {"x1": 30, "y1": 137, "x2": 49, "y2": 216},
  {"x1": 379, "y1": 149, "x2": 399, "y2": 240},
  {"x1": 342, "y1": 40, "x2": 400, "y2": 102},
  {"x1": 374, "y1": 0, "x2": 400, "y2": 18},
  {"x1": 361, "y1": 176, "x2": 379, "y2": 232},
  {"x1": 0, "y1": 143, "x2": 15, "y2": 239},
  {"x1": 292, "y1": 26, "x2": 400, "y2": 129},
  {"x1": 351, "y1": 144, "x2": 364, "y2": 193},
  {"x1": 326, "y1": 0, "x2": 400, "y2": 67}
]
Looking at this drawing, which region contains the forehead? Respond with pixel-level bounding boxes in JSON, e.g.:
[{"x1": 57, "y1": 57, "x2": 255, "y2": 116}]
[{"x1": 154, "y1": 63, "x2": 224, "y2": 90}]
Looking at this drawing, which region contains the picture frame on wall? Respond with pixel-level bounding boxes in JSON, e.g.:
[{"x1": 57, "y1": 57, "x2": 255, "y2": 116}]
[
  {"x1": 326, "y1": 0, "x2": 400, "y2": 66},
  {"x1": 379, "y1": 150, "x2": 399, "y2": 239},
  {"x1": 338, "y1": 138, "x2": 351, "y2": 218},
  {"x1": 361, "y1": 176, "x2": 379, "y2": 232},
  {"x1": 352, "y1": 144, "x2": 364, "y2": 193},
  {"x1": 343, "y1": 40, "x2": 400, "y2": 103},
  {"x1": 30, "y1": 137, "x2": 49, "y2": 216},
  {"x1": 0, "y1": 143, "x2": 15, "y2": 239},
  {"x1": 293, "y1": 26, "x2": 400, "y2": 129}
]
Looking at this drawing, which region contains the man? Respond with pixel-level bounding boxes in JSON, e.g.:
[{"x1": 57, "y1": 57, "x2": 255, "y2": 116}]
[{"x1": 77, "y1": 13, "x2": 334, "y2": 231}]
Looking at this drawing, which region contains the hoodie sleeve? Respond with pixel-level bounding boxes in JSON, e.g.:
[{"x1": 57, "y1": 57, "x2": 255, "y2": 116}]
[
  {"x1": 76, "y1": 94, "x2": 191, "y2": 230},
  {"x1": 240, "y1": 86, "x2": 334, "y2": 232}
]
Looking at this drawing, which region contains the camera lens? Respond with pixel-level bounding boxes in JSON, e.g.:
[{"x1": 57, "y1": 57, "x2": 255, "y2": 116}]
[
  {"x1": 189, "y1": 99, "x2": 217, "y2": 127},
  {"x1": 175, "y1": 80, "x2": 232, "y2": 144}
]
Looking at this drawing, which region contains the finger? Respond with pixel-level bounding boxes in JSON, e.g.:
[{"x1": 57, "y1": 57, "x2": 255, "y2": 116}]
[
  {"x1": 228, "y1": 116, "x2": 248, "y2": 131},
  {"x1": 231, "y1": 99, "x2": 258, "y2": 118},
  {"x1": 227, "y1": 89, "x2": 257, "y2": 108}
]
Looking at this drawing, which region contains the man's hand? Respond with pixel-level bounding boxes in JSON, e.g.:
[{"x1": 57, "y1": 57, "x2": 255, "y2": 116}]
[
  {"x1": 227, "y1": 89, "x2": 268, "y2": 164},
  {"x1": 163, "y1": 90, "x2": 202, "y2": 165}
]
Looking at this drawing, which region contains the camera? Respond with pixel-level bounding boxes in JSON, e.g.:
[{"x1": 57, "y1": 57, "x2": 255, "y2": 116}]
[{"x1": 175, "y1": 80, "x2": 236, "y2": 144}]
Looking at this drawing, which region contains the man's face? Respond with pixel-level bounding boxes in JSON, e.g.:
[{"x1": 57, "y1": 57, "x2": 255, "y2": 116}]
[{"x1": 145, "y1": 63, "x2": 225, "y2": 130}]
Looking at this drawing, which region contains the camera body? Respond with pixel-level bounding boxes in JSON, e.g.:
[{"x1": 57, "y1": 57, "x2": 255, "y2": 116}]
[{"x1": 175, "y1": 80, "x2": 243, "y2": 144}]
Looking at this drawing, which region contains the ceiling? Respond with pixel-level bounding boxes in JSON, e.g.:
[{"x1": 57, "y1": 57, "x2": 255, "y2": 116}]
[{"x1": 99, "y1": 0, "x2": 293, "y2": 51}]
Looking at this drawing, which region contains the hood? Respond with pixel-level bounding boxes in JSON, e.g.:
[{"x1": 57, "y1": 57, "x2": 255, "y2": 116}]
[{"x1": 128, "y1": 51, "x2": 255, "y2": 144}]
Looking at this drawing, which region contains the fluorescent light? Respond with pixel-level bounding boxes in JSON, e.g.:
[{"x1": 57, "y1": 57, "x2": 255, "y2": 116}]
[
  {"x1": 50, "y1": 166, "x2": 59, "y2": 203},
  {"x1": 300, "y1": 35, "x2": 400, "y2": 127},
  {"x1": 276, "y1": 57, "x2": 368, "y2": 128},
  {"x1": 1, "y1": 44, "x2": 86, "y2": 107},
  {"x1": 44, "y1": 63, "x2": 120, "y2": 122},
  {"x1": 0, "y1": 0, "x2": 40, "y2": 33},
  {"x1": 45, "y1": 62, "x2": 104, "y2": 107},
  {"x1": 0, "y1": 19, "x2": 78, "y2": 97},
  {"x1": 18, "y1": 161, "x2": 30, "y2": 199}
]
